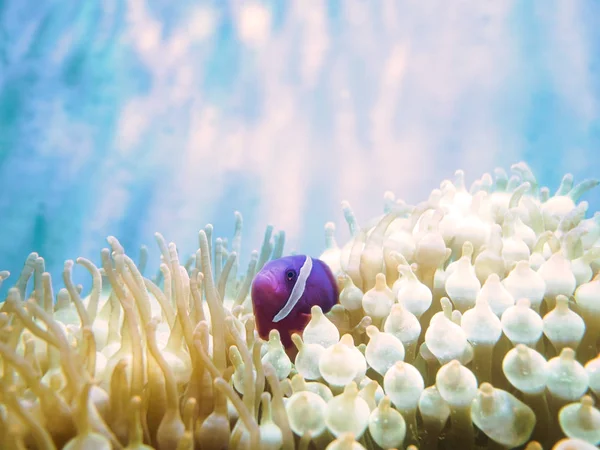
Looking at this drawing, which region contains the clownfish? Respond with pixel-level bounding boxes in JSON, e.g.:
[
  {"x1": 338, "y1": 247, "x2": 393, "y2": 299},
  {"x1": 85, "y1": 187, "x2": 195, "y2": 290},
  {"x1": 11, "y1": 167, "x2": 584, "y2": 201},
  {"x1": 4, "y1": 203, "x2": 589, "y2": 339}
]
[{"x1": 251, "y1": 255, "x2": 339, "y2": 348}]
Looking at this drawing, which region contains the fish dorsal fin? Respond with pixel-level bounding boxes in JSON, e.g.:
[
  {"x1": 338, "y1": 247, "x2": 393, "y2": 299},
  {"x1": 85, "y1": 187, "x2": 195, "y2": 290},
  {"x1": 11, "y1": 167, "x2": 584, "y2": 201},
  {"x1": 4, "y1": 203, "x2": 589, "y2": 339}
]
[{"x1": 273, "y1": 256, "x2": 313, "y2": 323}]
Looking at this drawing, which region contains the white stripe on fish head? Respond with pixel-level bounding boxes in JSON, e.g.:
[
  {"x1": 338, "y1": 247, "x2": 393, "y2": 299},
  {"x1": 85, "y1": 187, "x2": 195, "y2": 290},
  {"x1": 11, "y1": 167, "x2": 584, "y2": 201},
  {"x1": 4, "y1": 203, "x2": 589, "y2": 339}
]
[{"x1": 272, "y1": 256, "x2": 313, "y2": 323}]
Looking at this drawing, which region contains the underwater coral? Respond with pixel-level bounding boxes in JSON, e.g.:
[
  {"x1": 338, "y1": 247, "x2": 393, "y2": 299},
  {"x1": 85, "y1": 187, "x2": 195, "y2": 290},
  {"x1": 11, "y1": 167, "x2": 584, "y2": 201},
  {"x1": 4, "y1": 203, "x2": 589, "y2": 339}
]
[{"x1": 0, "y1": 162, "x2": 600, "y2": 450}]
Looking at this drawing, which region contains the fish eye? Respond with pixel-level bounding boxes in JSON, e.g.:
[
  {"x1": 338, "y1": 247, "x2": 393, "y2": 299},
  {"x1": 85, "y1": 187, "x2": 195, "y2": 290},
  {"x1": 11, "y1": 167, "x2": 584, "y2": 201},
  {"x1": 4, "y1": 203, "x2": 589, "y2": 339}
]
[{"x1": 286, "y1": 270, "x2": 296, "y2": 281}]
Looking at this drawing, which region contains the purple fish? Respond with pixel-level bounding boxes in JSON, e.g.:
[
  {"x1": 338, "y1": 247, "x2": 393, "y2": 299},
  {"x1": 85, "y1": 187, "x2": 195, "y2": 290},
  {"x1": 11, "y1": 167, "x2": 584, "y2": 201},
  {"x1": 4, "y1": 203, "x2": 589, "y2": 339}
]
[{"x1": 251, "y1": 255, "x2": 339, "y2": 348}]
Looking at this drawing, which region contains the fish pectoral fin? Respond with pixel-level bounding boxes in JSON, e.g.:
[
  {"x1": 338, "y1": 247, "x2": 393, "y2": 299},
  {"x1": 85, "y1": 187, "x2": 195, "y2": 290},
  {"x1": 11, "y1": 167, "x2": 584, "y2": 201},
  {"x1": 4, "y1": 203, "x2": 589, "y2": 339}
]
[
  {"x1": 296, "y1": 312, "x2": 312, "y2": 329},
  {"x1": 285, "y1": 313, "x2": 312, "y2": 336}
]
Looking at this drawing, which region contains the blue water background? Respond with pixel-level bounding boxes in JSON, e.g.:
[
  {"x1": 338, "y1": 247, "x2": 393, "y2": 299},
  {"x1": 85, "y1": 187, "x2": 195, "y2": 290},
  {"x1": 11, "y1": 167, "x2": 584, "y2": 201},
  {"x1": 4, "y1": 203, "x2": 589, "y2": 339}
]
[{"x1": 1, "y1": 0, "x2": 599, "y2": 296}]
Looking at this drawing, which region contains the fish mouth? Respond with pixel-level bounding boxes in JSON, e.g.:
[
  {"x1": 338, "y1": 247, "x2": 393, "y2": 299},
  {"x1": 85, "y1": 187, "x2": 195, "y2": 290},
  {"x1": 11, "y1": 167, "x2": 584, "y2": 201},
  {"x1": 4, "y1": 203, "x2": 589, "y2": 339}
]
[{"x1": 251, "y1": 270, "x2": 279, "y2": 304}]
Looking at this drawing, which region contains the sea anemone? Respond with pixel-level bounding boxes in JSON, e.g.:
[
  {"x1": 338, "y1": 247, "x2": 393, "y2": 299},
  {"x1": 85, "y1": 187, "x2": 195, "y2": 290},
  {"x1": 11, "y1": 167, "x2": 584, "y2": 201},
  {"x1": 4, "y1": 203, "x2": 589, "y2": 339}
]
[{"x1": 1, "y1": 162, "x2": 599, "y2": 449}]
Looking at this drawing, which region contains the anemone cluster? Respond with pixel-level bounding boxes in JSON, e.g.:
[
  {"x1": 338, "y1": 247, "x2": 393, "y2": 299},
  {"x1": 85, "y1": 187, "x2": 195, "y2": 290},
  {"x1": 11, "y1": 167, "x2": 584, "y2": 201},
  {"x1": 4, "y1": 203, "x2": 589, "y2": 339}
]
[{"x1": 1, "y1": 162, "x2": 600, "y2": 450}]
